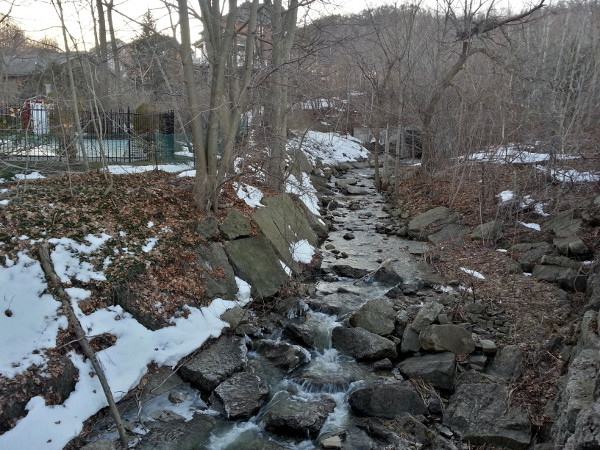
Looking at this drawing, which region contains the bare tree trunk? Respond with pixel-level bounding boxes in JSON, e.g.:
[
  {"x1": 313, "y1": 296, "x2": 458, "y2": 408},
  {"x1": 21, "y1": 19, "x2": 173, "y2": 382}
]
[
  {"x1": 267, "y1": 0, "x2": 299, "y2": 192},
  {"x1": 177, "y1": 0, "x2": 208, "y2": 209},
  {"x1": 105, "y1": 0, "x2": 122, "y2": 106},
  {"x1": 53, "y1": 0, "x2": 89, "y2": 170}
]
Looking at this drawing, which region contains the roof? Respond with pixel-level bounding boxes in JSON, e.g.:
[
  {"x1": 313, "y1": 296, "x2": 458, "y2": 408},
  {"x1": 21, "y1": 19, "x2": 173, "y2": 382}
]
[{"x1": 2, "y1": 50, "x2": 70, "y2": 77}]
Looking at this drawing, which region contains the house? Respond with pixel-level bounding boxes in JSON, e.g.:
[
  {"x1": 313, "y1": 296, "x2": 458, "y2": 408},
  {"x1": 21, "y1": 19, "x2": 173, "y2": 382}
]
[{"x1": 1, "y1": 50, "x2": 69, "y2": 101}]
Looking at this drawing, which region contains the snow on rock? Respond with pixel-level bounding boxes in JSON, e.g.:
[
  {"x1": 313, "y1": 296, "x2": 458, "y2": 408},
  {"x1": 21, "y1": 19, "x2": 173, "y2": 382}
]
[
  {"x1": 290, "y1": 239, "x2": 315, "y2": 264},
  {"x1": 0, "y1": 199, "x2": 9, "y2": 206},
  {"x1": 0, "y1": 252, "x2": 69, "y2": 377},
  {"x1": 460, "y1": 267, "x2": 486, "y2": 280},
  {"x1": 519, "y1": 222, "x2": 541, "y2": 231},
  {"x1": 13, "y1": 172, "x2": 46, "y2": 180},
  {"x1": 535, "y1": 166, "x2": 600, "y2": 183},
  {"x1": 497, "y1": 190, "x2": 515, "y2": 203},
  {"x1": 285, "y1": 172, "x2": 320, "y2": 215},
  {"x1": 291, "y1": 131, "x2": 368, "y2": 165},
  {"x1": 235, "y1": 182, "x2": 264, "y2": 208}
]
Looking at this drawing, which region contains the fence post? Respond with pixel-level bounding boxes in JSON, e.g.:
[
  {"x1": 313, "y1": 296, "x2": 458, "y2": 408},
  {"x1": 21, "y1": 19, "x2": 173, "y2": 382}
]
[{"x1": 127, "y1": 107, "x2": 132, "y2": 163}]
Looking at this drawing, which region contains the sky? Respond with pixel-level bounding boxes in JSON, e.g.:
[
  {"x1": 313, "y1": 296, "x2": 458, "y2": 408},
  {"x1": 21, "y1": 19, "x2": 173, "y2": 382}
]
[{"x1": 4, "y1": 0, "x2": 535, "y2": 49}]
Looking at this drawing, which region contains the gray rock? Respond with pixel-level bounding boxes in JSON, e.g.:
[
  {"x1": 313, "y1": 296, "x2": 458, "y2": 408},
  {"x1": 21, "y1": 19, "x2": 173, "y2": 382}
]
[
  {"x1": 395, "y1": 413, "x2": 459, "y2": 449},
  {"x1": 399, "y1": 352, "x2": 456, "y2": 391},
  {"x1": 220, "y1": 305, "x2": 249, "y2": 330},
  {"x1": 551, "y1": 348, "x2": 600, "y2": 448},
  {"x1": 261, "y1": 391, "x2": 336, "y2": 438},
  {"x1": 179, "y1": 336, "x2": 248, "y2": 391},
  {"x1": 401, "y1": 326, "x2": 422, "y2": 353},
  {"x1": 486, "y1": 345, "x2": 524, "y2": 382},
  {"x1": 345, "y1": 185, "x2": 368, "y2": 195},
  {"x1": 284, "y1": 322, "x2": 316, "y2": 349},
  {"x1": 373, "y1": 266, "x2": 403, "y2": 285},
  {"x1": 408, "y1": 207, "x2": 461, "y2": 240},
  {"x1": 211, "y1": 372, "x2": 269, "y2": 419},
  {"x1": 252, "y1": 194, "x2": 320, "y2": 275},
  {"x1": 542, "y1": 210, "x2": 582, "y2": 237},
  {"x1": 411, "y1": 302, "x2": 444, "y2": 332},
  {"x1": 532, "y1": 264, "x2": 586, "y2": 292},
  {"x1": 196, "y1": 242, "x2": 239, "y2": 300},
  {"x1": 332, "y1": 326, "x2": 397, "y2": 361},
  {"x1": 149, "y1": 409, "x2": 187, "y2": 422},
  {"x1": 470, "y1": 220, "x2": 504, "y2": 241},
  {"x1": 348, "y1": 381, "x2": 427, "y2": 419},
  {"x1": 553, "y1": 236, "x2": 590, "y2": 257},
  {"x1": 253, "y1": 340, "x2": 311, "y2": 372},
  {"x1": 428, "y1": 224, "x2": 469, "y2": 245},
  {"x1": 444, "y1": 382, "x2": 531, "y2": 449},
  {"x1": 419, "y1": 324, "x2": 476, "y2": 355},
  {"x1": 196, "y1": 216, "x2": 219, "y2": 241},
  {"x1": 331, "y1": 264, "x2": 369, "y2": 279},
  {"x1": 168, "y1": 391, "x2": 187, "y2": 404},
  {"x1": 349, "y1": 298, "x2": 396, "y2": 336},
  {"x1": 478, "y1": 339, "x2": 498, "y2": 355},
  {"x1": 509, "y1": 242, "x2": 554, "y2": 272},
  {"x1": 220, "y1": 209, "x2": 252, "y2": 240},
  {"x1": 224, "y1": 235, "x2": 290, "y2": 298}
]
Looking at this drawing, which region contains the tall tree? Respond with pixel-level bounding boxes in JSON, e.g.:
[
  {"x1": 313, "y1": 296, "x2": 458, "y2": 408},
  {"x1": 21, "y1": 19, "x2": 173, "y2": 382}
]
[{"x1": 265, "y1": 0, "x2": 299, "y2": 191}]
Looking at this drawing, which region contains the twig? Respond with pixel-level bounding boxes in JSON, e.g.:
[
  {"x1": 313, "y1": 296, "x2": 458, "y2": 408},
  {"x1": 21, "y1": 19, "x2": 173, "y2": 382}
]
[{"x1": 37, "y1": 243, "x2": 129, "y2": 449}]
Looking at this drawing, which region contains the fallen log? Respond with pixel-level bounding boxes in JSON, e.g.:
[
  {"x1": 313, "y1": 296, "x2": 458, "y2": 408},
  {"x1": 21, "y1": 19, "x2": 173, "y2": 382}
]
[{"x1": 38, "y1": 243, "x2": 128, "y2": 449}]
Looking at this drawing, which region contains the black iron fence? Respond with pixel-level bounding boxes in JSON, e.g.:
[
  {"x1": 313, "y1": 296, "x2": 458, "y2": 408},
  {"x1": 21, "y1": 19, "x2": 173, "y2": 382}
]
[{"x1": 0, "y1": 105, "x2": 177, "y2": 163}]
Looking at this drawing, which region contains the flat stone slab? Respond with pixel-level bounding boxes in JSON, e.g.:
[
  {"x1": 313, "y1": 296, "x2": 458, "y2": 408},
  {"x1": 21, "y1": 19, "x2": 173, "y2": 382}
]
[{"x1": 179, "y1": 335, "x2": 248, "y2": 391}]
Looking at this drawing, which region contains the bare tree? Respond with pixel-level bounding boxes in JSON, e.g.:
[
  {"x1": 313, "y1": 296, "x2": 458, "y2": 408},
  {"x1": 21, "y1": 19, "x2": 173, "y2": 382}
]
[{"x1": 420, "y1": 0, "x2": 545, "y2": 170}]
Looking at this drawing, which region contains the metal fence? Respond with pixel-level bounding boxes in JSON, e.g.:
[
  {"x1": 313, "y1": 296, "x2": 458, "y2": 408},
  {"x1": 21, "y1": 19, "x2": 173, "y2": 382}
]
[{"x1": 0, "y1": 105, "x2": 177, "y2": 164}]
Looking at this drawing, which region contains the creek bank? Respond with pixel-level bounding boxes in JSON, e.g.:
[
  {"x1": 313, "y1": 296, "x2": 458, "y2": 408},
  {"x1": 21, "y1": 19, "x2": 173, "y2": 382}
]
[{"x1": 70, "y1": 159, "x2": 597, "y2": 450}]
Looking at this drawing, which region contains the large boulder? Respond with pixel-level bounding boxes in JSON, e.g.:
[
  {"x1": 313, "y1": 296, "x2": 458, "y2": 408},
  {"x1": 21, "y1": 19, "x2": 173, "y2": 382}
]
[
  {"x1": 331, "y1": 326, "x2": 397, "y2": 361},
  {"x1": 224, "y1": 235, "x2": 290, "y2": 298},
  {"x1": 348, "y1": 381, "x2": 427, "y2": 419},
  {"x1": 252, "y1": 194, "x2": 320, "y2": 275},
  {"x1": 411, "y1": 302, "x2": 444, "y2": 332},
  {"x1": 260, "y1": 391, "x2": 336, "y2": 438},
  {"x1": 470, "y1": 220, "x2": 503, "y2": 241},
  {"x1": 179, "y1": 336, "x2": 248, "y2": 391},
  {"x1": 196, "y1": 242, "x2": 238, "y2": 300},
  {"x1": 419, "y1": 324, "x2": 476, "y2": 355},
  {"x1": 444, "y1": 382, "x2": 532, "y2": 449},
  {"x1": 509, "y1": 242, "x2": 554, "y2": 272},
  {"x1": 398, "y1": 352, "x2": 456, "y2": 391},
  {"x1": 485, "y1": 345, "x2": 524, "y2": 382},
  {"x1": 532, "y1": 263, "x2": 586, "y2": 292},
  {"x1": 210, "y1": 372, "x2": 269, "y2": 419},
  {"x1": 349, "y1": 298, "x2": 396, "y2": 336},
  {"x1": 219, "y1": 210, "x2": 252, "y2": 240},
  {"x1": 542, "y1": 210, "x2": 582, "y2": 237},
  {"x1": 428, "y1": 224, "x2": 469, "y2": 245},
  {"x1": 408, "y1": 207, "x2": 461, "y2": 240}
]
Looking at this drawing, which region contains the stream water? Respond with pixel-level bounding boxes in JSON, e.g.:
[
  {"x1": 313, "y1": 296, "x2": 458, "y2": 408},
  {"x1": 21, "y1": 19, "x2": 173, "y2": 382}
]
[{"x1": 86, "y1": 164, "x2": 445, "y2": 450}]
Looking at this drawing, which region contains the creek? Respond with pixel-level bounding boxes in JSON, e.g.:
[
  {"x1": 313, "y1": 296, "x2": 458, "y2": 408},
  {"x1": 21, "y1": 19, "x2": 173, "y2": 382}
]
[{"x1": 86, "y1": 164, "x2": 447, "y2": 450}]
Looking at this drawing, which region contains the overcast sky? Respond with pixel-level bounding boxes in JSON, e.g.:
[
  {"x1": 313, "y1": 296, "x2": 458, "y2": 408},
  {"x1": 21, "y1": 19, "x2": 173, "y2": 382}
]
[{"x1": 6, "y1": 0, "x2": 533, "y2": 49}]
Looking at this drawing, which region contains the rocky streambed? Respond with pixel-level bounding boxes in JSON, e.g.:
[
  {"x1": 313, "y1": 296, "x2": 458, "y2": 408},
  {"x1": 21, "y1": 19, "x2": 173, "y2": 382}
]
[{"x1": 78, "y1": 162, "x2": 600, "y2": 450}]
